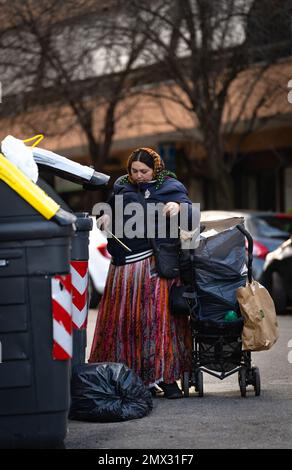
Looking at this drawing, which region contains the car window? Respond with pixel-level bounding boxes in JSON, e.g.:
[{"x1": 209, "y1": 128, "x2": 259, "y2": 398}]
[{"x1": 253, "y1": 216, "x2": 292, "y2": 238}]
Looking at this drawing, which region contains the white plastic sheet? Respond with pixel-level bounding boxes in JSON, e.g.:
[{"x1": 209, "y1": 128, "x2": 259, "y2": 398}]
[{"x1": 1, "y1": 135, "x2": 39, "y2": 183}]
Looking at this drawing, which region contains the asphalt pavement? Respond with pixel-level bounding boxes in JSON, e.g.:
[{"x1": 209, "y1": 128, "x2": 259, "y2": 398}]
[{"x1": 65, "y1": 311, "x2": 292, "y2": 449}]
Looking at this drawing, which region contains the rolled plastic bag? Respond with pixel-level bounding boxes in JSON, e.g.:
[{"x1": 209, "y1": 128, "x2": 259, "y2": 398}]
[
  {"x1": 1, "y1": 135, "x2": 38, "y2": 183},
  {"x1": 69, "y1": 362, "x2": 153, "y2": 422}
]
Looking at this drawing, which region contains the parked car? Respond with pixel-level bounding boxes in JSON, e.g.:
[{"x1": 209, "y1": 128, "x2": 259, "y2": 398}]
[
  {"x1": 88, "y1": 217, "x2": 111, "y2": 308},
  {"x1": 201, "y1": 210, "x2": 292, "y2": 313}
]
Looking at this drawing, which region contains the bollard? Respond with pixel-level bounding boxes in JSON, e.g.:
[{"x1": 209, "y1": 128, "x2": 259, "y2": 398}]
[{"x1": 70, "y1": 213, "x2": 93, "y2": 368}]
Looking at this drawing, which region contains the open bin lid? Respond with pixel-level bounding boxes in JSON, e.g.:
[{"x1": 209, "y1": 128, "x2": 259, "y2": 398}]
[
  {"x1": 0, "y1": 153, "x2": 76, "y2": 227},
  {"x1": 32, "y1": 147, "x2": 110, "y2": 189}
]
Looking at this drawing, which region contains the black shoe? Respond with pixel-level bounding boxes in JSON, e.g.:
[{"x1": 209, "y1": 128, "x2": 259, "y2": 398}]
[{"x1": 158, "y1": 381, "x2": 183, "y2": 399}]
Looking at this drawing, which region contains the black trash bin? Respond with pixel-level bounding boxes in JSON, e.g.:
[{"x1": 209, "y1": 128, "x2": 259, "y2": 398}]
[
  {"x1": 33, "y1": 152, "x2": 110, "y2": 368},
  {"x1": 36, "y1": 181, "x2": 93, "y2": 368},
  {"x1": 0, "y1": 176, "x2": 75, "y2": 448}
]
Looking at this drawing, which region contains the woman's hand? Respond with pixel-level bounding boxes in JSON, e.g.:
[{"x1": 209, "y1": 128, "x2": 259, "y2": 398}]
[
  {"x1": 96, "y1": 214, "x2": 110, "y2": 231},
  {"x1": 163, "y1": 202, "x2": 180, "y2": 217},
  {"x1": 180, "y1": 228, "x2": 198, "y2": 241}
]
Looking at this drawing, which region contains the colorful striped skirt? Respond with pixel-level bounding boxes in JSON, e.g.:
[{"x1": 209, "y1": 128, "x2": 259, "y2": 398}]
[{"x1": 89, "y1": 255, "x2": 192, "y2": 386}]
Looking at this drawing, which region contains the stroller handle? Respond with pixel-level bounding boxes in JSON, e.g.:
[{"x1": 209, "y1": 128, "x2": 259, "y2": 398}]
[{"x1": 236, "y1": 224, "x2": 253, "y2": 284}]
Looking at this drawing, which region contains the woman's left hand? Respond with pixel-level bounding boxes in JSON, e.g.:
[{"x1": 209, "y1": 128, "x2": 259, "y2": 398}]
[{"x1": 163, "y1": 201, "x2": 180, "y2": 217}]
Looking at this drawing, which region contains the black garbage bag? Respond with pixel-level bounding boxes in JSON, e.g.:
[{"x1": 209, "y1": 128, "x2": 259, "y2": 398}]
[
  {"x1": 69, "y1": 362, "x2": 153, "y2": 422},
  {"x1": 180, "y1": 218, "x2": 247, "y2": 322}
]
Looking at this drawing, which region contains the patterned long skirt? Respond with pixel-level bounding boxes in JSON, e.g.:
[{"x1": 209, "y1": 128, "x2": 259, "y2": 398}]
[{"x1": 88, "y1": 255, "x2": 192, "y2": 386}]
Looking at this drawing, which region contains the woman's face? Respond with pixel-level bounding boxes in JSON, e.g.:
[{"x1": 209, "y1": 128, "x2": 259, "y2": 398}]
[{"x1": 130, "y1": 161, "x2": 154, "y2": 183}]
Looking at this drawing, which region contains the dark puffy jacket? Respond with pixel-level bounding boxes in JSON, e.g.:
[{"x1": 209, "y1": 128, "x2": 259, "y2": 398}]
[{"x1": 105, "y1": 175, "x2": 199, "y2": 265}]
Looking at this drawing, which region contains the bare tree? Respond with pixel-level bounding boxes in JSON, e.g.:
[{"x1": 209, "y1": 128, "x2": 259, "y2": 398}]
[
  {"x1": 0, "y1": 0, "x2": 148, "y2": 171},
  {"x1": 123, "y1": 0, "x2": 292, "y2": 208}
]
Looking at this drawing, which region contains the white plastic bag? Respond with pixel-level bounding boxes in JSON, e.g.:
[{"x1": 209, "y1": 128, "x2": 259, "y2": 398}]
[{"x1": 1, "y1": 135, "x2": 39, "y2": 183}]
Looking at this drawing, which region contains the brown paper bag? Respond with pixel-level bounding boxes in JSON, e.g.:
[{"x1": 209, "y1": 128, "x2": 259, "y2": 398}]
[{"x1": 237, "y1": 280, "x2": 279, "y2": 351}]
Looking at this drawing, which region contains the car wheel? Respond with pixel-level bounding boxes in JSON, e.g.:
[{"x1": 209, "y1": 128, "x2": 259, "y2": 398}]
[
  {"x1": 271, "y1": 271, "x2": 287, "y2": 314},
  {"x1": 88, "y1": 275, "x2": 102, "y2": 309}
]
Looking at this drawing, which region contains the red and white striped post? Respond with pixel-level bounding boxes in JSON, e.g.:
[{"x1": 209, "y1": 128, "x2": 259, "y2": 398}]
[
  {"x1": 70, "y1": 213, "x2": 92, "y2": 367},
  {"x1": 71, "y1": 260, "x2": 89, "y2": 330},
  {"x1": 51, "y1": 274, "x2": 72, "y2": 360}
]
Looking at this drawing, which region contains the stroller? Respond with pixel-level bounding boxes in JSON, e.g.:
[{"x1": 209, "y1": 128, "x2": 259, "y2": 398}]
[{"x1": 181, "y1": 217, "x2": 261, "y2": 398}]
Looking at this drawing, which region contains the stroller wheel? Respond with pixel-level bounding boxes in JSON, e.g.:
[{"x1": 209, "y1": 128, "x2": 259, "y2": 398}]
[
  {"x1": 182, "y1": 371, "x2": 190, "y2": 397},
  {"x1": 252, "y1": 367, "x2": 261, "y2": 396},
  {"x1": 239, "y1": 367, "x2": 247, "y2": 397},
  {"x1": 195, "y1": 370, "x2": 204, "y2": 397}
]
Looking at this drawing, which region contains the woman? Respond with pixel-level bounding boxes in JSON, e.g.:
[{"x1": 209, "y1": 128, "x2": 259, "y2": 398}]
[{"x1": 89, "y1": 147, "x2": 199, "y2": 398}]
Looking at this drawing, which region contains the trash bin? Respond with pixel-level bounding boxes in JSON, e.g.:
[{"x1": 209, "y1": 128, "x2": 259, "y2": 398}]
[
  {"x1": 35, "y1": 181, "x2": 93, "y2": 366},
  {"x1": 70, "y1": 213, "x2": 93, "y2": 367},
  {"x1": 31, "y1": 147, "x2": 109, "y2": 368},
  {"x1": 0, "y1": 155, "x2": 76, "y2": 448}
]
